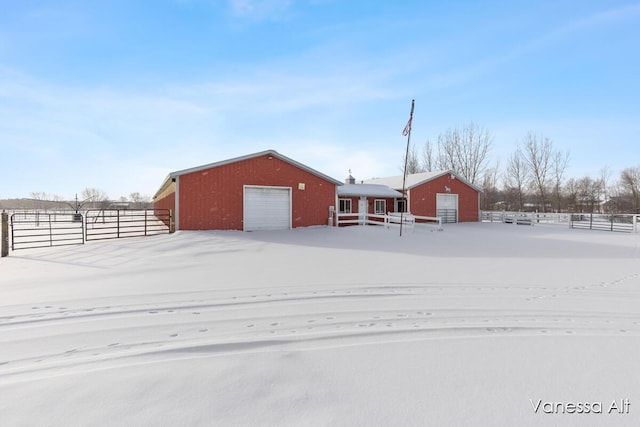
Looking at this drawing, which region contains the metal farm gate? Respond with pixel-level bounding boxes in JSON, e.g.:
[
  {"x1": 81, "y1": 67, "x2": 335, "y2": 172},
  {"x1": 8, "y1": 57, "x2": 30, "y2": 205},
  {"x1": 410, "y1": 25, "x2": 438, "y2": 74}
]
[
  {"x1": 10, "y1": 212, "x2": 85, "y2": 250},
  {"x1": 8, "y1": 209, "x2": 172, "y2": 251},
  {"x1": 85, "y1": 209, "x2": 172, "y2": 241}
]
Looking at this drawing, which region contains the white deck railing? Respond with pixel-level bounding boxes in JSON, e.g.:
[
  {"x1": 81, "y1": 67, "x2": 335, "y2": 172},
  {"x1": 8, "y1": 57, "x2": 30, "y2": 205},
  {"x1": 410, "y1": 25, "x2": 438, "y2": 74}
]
[{"x1": 336, "y1": 212, "x2": 442, "y2": 231}]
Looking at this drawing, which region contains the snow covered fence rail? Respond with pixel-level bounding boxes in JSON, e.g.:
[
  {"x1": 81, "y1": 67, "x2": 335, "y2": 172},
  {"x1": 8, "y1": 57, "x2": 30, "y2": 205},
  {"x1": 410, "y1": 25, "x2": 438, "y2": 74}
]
[
  {"x1": 85, "y1": 209, "x2": 172, "y2": 241},
  {"x1": 386, "y1": 212, "x2": 442, "y2": 231},
  {"x1": 9, "y1": 211, "x2": 85, "y2": 250},
  {"x1": 336, "y1": 212, "x2": 388, "y2": 226},
  {"x1": 482, "y1": 211, "x2": 639, "y2": 233},
  {"x1": 570, "y1": 213, "x2": 638, "y2": 233},
  {"x1": 335, "y1": 212, "x2": 442, "y2": 231},
  {"x1": 481, "y1": 211, "x2": 570, "y2": 226}
]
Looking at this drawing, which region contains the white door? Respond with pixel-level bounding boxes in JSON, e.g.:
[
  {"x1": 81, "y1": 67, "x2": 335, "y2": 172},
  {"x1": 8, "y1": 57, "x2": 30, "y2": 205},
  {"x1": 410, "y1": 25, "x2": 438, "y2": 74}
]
[
  {"x1": 358, "y1": 198, "x2": 368, "y2": 225},
  {"x1": 243, "y1": 186, "x2": 291, "y2": 231},
  {"x1": 436, "y1": 193, "x2": 458, "y2": 223}
]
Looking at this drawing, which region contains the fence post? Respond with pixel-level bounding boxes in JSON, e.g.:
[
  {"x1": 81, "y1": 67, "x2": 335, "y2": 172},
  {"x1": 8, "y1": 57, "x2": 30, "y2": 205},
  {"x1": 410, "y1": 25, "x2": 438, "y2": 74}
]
[
  {"x1": 1, "y1": 211, "x2": 8, "y2": 257},
  {"x1": 169, "y1": 210, "x2": 176, "y2": 233}
]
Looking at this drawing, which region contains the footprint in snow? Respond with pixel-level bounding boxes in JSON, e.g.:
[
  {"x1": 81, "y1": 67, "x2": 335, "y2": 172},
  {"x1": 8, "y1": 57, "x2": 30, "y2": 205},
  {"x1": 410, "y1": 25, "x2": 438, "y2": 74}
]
[
  {"x1": 270, "y1": 322, "x2": 279, "y2": 326},
  {"x1": 169, "y1": 334, "x2": 179, "y2": 338},
  {"x1": 199, "y1": 329, "x2": 208, "y2": 333},
  {"x1": 247, "y1": 324, "x2": 255, "y2": 328}
]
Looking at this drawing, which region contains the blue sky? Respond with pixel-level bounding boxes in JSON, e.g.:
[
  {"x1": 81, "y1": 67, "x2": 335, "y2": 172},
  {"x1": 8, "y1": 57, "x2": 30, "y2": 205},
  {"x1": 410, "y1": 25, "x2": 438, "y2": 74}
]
[{"x1": 1, "y1": 0, "x2": 639, "y2": 200}]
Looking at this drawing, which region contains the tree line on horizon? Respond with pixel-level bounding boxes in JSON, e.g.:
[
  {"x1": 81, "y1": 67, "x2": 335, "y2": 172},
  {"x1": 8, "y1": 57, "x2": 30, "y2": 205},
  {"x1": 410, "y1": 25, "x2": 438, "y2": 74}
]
[
  {"x1": 403, "y1": 122, "x2": 640, "y2": 214},
  {"x1": 0, "y1": 188, "x2": 152, "y2": 211}
]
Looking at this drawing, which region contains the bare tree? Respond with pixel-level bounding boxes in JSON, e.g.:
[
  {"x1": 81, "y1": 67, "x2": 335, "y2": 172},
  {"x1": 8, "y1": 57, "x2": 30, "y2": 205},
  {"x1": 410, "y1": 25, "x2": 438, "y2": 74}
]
[
  {"x1": 480, "y1": 161, "x2": 501, "y2": 210},
  {"x1": 619, "y1": 166, "x2": 640, "y2": 212},
  {"x1": 81, "y1": 188, "x2": 110, "y2": 209},
  {"x1": 598, "y1": 167, "x2": 612, "y2": 213},
  {"x1": 520, "y1": 132, "x2": 554, "y2": 212},
  {"x1": 564, "y1": 178, "x2": 579, "y2": 212},
  {"x1": 29, "y1": 192, "x2": 48, "y2": 200},
  {"x1": 504, "y1": 150, "x2": 528, "y2": 211},
  {"x1": 574, "y1": 176, "x2": 602, "y2": 213},
  {"x1": 401, "y1": 144, "x2": 425, "y2": 174},
  {"x1": 435, "y1": 122, "x2": 492, "y2": 185},
  {"x1": 551, "y1": 149, "x2": 570, "y2": 212},
  {"x1": 422, "y1": 140, "x2": 435, "y2": 172},
  {"x1": 129, "y1": 192, "x2": 151, "y2": 209}
]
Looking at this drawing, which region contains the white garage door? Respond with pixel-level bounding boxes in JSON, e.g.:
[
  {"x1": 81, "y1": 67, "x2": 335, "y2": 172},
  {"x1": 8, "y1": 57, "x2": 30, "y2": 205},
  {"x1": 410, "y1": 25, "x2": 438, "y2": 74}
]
[
  {"x1": 436, "y1": 193, "x2": 458, "y2": 223},
  {"x1": 243, "y1": 186, "x2": 291, "y2": 231}
]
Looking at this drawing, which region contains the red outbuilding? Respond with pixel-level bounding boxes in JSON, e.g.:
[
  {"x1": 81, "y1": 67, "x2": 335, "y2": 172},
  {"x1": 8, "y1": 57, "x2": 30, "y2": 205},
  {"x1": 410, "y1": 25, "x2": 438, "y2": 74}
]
[
  {"x1": 364, "y1": 171, "x2": 482, "y2": 222},
  {"x1": 153, "y1": 150, "x2": 342, "y2": 231}
]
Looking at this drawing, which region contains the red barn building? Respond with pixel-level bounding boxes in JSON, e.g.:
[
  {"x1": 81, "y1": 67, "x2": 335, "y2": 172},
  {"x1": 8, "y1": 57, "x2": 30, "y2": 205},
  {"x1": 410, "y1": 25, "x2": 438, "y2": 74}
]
[
  {"x1": 153, "y1": 150, "x2": 342, "y2": 231},
  {"x1": 364, "y1": 171, "x2": 482, "y2": 222}
]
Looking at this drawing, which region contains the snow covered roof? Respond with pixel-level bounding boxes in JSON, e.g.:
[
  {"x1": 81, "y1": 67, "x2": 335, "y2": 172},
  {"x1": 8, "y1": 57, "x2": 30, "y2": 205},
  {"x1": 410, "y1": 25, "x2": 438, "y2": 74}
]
[
  {"x1": 154, "y1": 149, "x2": 343, "y2": 198},
  {"x1": 363, "y1": 170, "x2": 482, "y2": 192},
  {"x1": 337, "y1": 184, "x2": 403, "y2": 198},
  {"x1": 169, "y1": 150, "x2": 343, "y2": 185}
]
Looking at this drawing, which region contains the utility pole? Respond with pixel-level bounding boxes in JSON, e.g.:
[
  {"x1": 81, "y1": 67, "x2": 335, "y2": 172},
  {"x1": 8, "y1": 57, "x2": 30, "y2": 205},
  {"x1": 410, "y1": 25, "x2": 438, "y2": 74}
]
[{"x1": 400, "y1": 99, "x2": 415, "y2": 237}]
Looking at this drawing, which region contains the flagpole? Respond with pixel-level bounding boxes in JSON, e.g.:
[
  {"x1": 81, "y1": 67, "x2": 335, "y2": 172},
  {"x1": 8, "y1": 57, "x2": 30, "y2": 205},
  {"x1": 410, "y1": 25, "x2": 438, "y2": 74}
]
[{"x1": 400, "y1": 99, "x2": 414, "y2": 237}]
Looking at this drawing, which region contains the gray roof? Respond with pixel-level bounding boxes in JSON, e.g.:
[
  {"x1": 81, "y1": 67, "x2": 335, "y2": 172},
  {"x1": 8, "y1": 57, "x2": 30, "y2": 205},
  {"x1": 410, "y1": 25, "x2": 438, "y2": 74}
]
[{"x1": 337, "y1": 184, "x2": 403, "y2": 198}]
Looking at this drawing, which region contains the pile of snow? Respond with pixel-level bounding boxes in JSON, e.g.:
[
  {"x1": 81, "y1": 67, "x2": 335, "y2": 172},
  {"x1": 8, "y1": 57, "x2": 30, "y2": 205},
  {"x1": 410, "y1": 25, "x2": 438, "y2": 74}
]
[{"x1": 1, "y1": 223, "x2": 639, "y2": 426}]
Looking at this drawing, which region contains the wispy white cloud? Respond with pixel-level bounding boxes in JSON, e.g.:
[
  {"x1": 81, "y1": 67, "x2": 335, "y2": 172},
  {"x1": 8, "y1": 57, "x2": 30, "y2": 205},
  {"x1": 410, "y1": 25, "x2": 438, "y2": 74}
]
[{"x1": 227, "y1": 0, "x2": 292, "y2": 21}]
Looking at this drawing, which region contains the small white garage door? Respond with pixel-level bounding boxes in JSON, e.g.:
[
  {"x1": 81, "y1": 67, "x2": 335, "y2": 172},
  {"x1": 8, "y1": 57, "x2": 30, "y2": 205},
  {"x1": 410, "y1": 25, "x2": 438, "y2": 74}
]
[
  {"x1": 436, "y1": 193, "x2": 458, "y2": 223},
  {"x1": 243, "y1": 186, "x2": 291, "y2": 231}
]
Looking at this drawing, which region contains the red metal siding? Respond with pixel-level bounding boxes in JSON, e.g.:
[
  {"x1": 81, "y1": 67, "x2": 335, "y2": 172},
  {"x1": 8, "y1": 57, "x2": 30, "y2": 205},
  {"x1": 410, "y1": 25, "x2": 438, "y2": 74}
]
[
  {"x1": 177, "y1": 154, "x2": 337, "y2": 230},
  {"x1": 408, "y1": 175, "x2": 479, "y2": 222},
  {"x1": 154, "y1": 192, "x2": 176, "y2": 212}
]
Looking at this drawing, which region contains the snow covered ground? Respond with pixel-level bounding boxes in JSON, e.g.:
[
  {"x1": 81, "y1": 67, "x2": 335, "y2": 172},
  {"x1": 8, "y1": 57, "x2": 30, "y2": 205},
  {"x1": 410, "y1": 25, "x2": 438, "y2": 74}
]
[{"x1": 1, "y1": 223, "x2": 639, "y2": 426}]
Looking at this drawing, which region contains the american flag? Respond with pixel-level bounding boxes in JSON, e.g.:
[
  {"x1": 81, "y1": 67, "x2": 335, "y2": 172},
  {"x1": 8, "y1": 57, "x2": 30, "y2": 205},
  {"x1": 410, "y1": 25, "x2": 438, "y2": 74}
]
[
  {"x1": 402, "y1": 115, "x2": 412, "y2": 136},
  {"x1": 402, "y1": 99, "x2": 414, "y2": 136}
]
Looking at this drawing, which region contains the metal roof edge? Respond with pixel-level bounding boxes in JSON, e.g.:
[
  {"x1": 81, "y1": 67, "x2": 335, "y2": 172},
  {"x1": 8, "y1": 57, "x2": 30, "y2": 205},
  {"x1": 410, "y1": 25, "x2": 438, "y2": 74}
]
[
  {"x1": 153, "y1": 174, "x2": 173, "y2": 200},
  {"x1": 405, "y1": 170, "x2": 483, "y2": 192},
  {"x1": 406, "y1": 171, "x2": 448, "y2": 189},
  {"x1": 168, "y1": 149, "x2": 343, "y2": 186}
]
